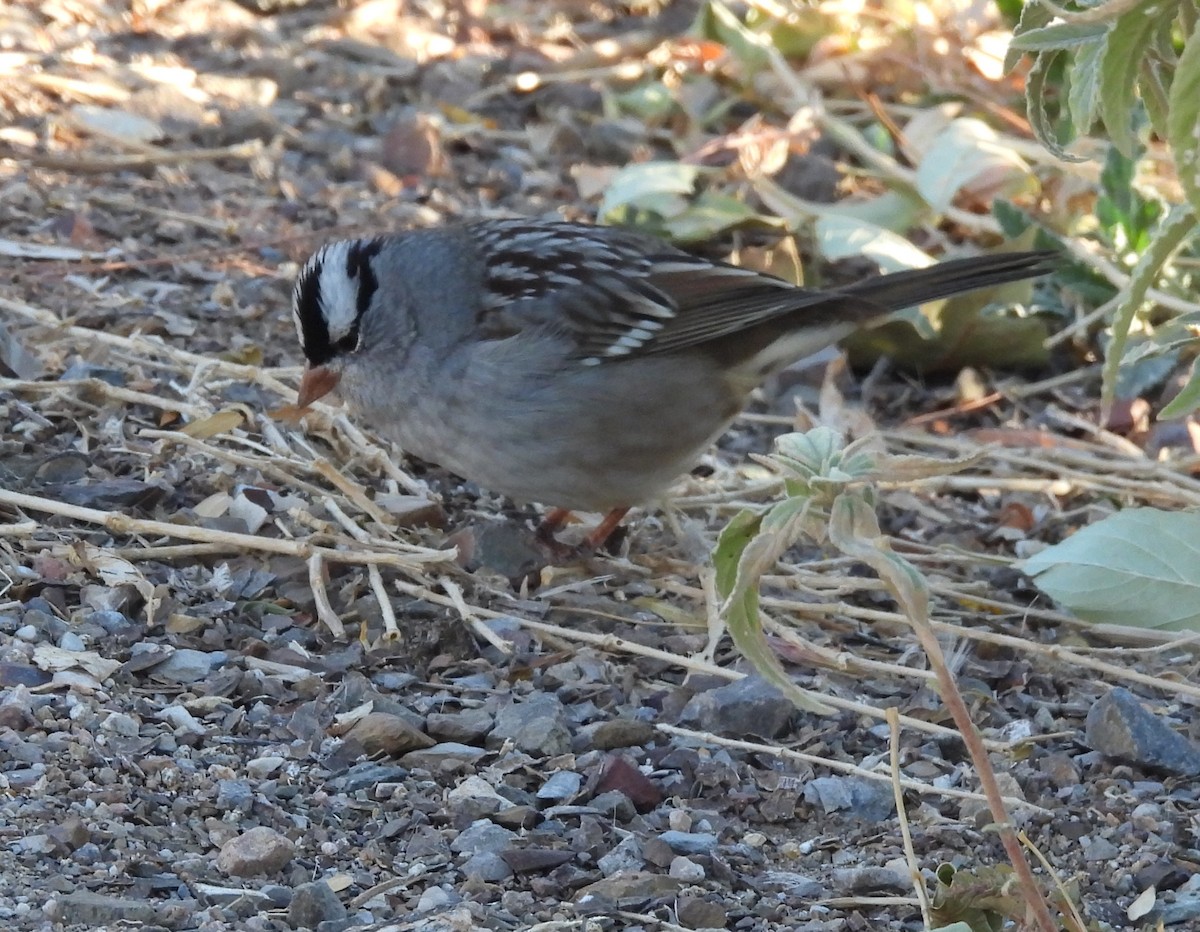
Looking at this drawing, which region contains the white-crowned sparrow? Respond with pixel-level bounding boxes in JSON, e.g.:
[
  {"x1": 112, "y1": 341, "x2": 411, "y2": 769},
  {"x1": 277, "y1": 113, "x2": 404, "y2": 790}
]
[{"x1": 291, "y1": 218, "x2": 1052, "y2": 548}]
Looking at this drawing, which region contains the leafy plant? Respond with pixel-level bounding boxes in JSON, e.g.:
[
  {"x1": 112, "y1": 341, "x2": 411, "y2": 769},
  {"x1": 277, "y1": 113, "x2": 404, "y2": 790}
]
[
  {"x1": 713, "y1": 428, "x2": 1062, "y2": 932},
  {"x1": 1009, "y1": 0, "x2": 1200, "y2": 415}
]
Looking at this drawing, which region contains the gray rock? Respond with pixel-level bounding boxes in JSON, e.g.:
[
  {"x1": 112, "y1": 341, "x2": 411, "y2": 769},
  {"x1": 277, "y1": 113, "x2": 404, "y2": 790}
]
[
  {"x1": 415, "y1": 885, "x2": 456, "y2": 913},
  {"x1": 151, "y1": 648, "x2": 227, "y2": 684},
  {"x1": 328, "y1": 763, "x2": 408, "y2": 793},
  {"x1": 217, "y1": 779, "x2": 255, "y2": 813},
  {"x1": 58, "y1": 631, "x2": 85, "y2": 651},
  {"x1": 16, "y1": 834, "x2": 57, "y2": 855},
  {"x1": 577, "y1": 718, "x2": 656, "y2": 751},
  {"x1": 450, "y1": 819, "x2": 518, "y2": 857},
  {"x1": 1161, "y1": 894, "x2": 1200, "y2": 925},
  {"x1": 50, "y1": 479, "x2": 168, "y2": 511},
  {"x1": 52, "y1": 891, "x2": 177, "y2": 926},
  {"x1": 100, "y1": 712, "x2": 139, "y2": 737},
  {"x1": 675, "y1": 895, "x2": 727, "y2": 930},
  {"x1": 401, "y1": 742, "x2": 487, "y2": 770},
  {"x1": 679, "y1": 675, "x2": 794, "y2": 738},
  {"x1": 217, "y1": 826, "x2": 295, "y2": 877},
  {"x1": 658, "y1": 831, "x2": 719, "y2": 856},
  {"x1": 289, "y1": 880, "x2": 347, "y2": 930},
  {"x1": 426, "y1": 707, "x2": 493, "y2": 743},
  {"x1": 83, "y1": 610, "x2": 134, "y2": 634},
  {"x1": 22, "y1": 608, "x2": 66, "y2": 640},
  {"x1": 668, "y1": 856, "x2": 705, "y2": 882},
  {"x1": 804, "y1": 776, "x2": 896, "y2": 822},
  {"x1": 1081, "y1": 836, "x2": 1120, "y2": 861},
  {"x1": 461, "y1": 851, "x2": 514, "y2": 883},
  {"x1": 1086, "y1": 687, "x2": 1200, "y2": 776},
  {"x1": 597, "y1": 835, "x2": 644, "y2": 876},
  {"x1": 759, "y1": 870, "x2": 826, "y2": 898},
  {"x1": 589, "y1": 790, "x2": 637, "y2": 823},
  {"x1": 192, "y1": 883, "x2": 275, "y2": 907},
  {"x1": 537, "y1": 770, "x2": 583, "y2": 803},
  {"x1": 261, "y1": 884, "x2": 293, "y2": 907},
  {"x1": 489, "y1": 693, "x2": 571, "y2": 756}
]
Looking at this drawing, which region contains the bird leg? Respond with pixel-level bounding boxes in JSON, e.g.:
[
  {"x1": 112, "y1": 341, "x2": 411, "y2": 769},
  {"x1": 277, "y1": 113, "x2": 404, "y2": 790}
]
[
  {"x1": 536, "y1": 507, "x2": 572, "y2": 544},
  {"x1": 583, "y1": 507, "x2": 630, "y2": 552},
  {"x1": 534, "y1": 506, "x2": 630, "y2": 556}
]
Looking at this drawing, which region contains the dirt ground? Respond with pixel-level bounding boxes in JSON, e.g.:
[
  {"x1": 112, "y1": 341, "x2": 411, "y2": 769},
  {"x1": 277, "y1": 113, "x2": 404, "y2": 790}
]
[{"x1": 1, "y1": 1, "x2": 1198, "y2": 930}]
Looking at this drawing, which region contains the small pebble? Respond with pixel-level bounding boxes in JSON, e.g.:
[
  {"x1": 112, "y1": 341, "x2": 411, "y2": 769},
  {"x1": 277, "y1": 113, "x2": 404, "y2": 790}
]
[{"x1": 58, "y1": 632, "x2": 85, "y2": 651}]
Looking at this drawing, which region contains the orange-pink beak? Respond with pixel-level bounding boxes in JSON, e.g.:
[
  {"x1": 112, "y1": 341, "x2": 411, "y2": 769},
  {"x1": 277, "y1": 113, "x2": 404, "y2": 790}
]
[{"x1": 297, "y1": 365, "x2": 340, "y2": 408}]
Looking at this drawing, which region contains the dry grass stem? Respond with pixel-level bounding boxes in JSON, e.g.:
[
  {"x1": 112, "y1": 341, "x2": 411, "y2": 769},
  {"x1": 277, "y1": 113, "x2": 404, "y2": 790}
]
[
  {"x1": 306, "y1": 553, "x2": 346, "y2": 639},
  {"x1": 0, "y1": 488, "x2": 450, "y2": 568},
  {"x1": 890, "y1": 706, "x2": 932, "y2": 928},
  {"x1": 15, "y1": 141, "x2": 263, "y2": 173}
]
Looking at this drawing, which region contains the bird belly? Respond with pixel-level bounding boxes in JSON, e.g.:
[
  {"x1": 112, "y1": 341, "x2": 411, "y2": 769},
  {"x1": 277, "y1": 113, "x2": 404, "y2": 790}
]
[{"x1": 350, "y1": 348, "x2": 739, "y2": 512}]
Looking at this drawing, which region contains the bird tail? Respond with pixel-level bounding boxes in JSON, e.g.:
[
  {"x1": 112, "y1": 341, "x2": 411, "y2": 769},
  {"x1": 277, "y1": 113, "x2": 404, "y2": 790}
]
[{"x1": 835, "y1": 250, "x2": 1056, "y2": 311}]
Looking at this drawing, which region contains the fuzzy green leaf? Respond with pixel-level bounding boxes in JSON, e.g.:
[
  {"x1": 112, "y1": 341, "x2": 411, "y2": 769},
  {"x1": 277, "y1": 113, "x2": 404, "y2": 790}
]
[
  {"x1": 828, "y1": 494, "x2": 930, "y2": 624},
  {"x1": 1101, "y1": 203, "x2": 1197, "y2": 416},
  {"x1": 1005, "y1": 0, "x2": 1055, "y2": 72},
  {"x1": 598, "y1": 162, "x2": 700, "y2": 220},
  {"x1": 694, "y1": 0, "x2": 770, "y2": 71},
  {"x1": 1158, "y1": 355, "x2": 1200, "y2": 419},
  {"x1": 1066, "y1": 36, "x2": 1105, "y2": 134},
  {"x1": 1022, "y1": 509, "x2": 1200, "y2": 630},
  {"x1": 1027, "y1": 50, "x2": 1087, "y2": 163},
  {"x1": 714, "y1": 505, "x2": 835, "y2": 716},
  {"x1": 1167, "y1": 19, "x2": 1200, "y2": 217},
  {"x1": 1098, "y1": 8, "x2": 1160, "y2": 156},
  {"x1": 1009, "y1": 21, "x2": 1108, "y2": 51}
]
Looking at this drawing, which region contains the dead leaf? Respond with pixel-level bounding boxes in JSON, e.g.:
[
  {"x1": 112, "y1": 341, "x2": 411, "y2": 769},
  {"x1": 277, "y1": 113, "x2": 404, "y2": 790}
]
[
  {"x1": 182, "y1": 409, "x2": 244, "y2": 438},
  {"x1": 33, "y1": 644, "x2": 122, "y2": 681}
]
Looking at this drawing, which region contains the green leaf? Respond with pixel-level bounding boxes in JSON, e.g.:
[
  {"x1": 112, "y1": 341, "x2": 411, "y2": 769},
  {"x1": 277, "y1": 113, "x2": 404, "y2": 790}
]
[
  {"x1": 1101, "y1": 203, "x2": 1197, "y2": 416},
  {"x1": 598, "y1": 162, "x2": 700, "y2": 220},
  {"x1": 1009, "y1": 21, "x2": 1109, "y2": 51},
  {"x1": 1005, "y1": 0, "x2": 1055, "y2": 72},
  {"x1": 1026, "y1": 50, "x2": 1087, "y2": 163},
  {"x1": 1022, "y1": 509, "x2": 1200, "y2": 630},
  {"x1": 1140, "y1": 58, "x2": 1171, "y2": 141},
  {"x1": 660, "y1": 191, "x2": 770, "y2": 243},
  {"x1": 813, "y1": 215, "x2": 934, "y2": 268},
  {"x1": 1168, "y1": 19, "x2": 1200, "y2": 217},
  {"x1": 693, "y1": 0, "x2": 770, "y2": 71},
  {"x1": 1066, "y1": 37, "x2": 1105, "y2": 134},
  {"x1": 1158, "y1": 355, "x2": 1200, "y2": 418},
  {"x1": 714, "y1": 508, "x2": 761, "y2": 596},
  {"x1": 930, "y1": 863, "x2": 1021, "y2": 932},
  {"x1": 615, "y1": 82, "x2": 678, "y2": 122},
  {"x1": 714, "y1": 503, "x2": 835, "y2": 716},
  {"x1": 828, "y1": 493, "x2": 929, "y2": 624},
  {"x1": 992, "y1": 199, "x2": 1033, "y2": 237},
  {"x1": 754, "y1": 173, "x2": 926, "y2": 235},
  {"x1": 1099, "y1": 8, "x2": 1160, "y2": 157}
]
